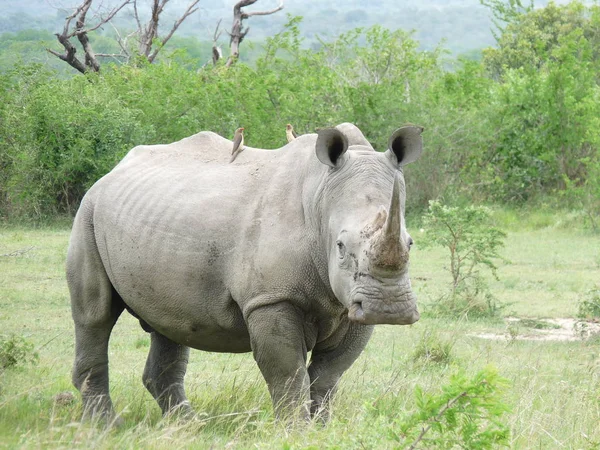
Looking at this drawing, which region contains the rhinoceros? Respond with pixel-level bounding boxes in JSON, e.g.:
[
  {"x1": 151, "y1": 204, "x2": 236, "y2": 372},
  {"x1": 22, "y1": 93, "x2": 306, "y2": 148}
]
[{"x1": 66, "y1": 123, "x2": 423, "y2": 422}]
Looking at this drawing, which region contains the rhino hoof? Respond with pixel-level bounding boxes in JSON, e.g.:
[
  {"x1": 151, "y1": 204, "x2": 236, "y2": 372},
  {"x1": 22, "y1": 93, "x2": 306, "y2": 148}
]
[{"x1": 164, "y1": 401, "x2": 196, "y2": 421}]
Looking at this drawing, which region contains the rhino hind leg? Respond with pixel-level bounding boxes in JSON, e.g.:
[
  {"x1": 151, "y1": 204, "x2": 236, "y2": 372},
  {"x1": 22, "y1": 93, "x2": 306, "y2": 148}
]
[
  {"x1": 68, "y1": 218, "x2": 124, "y2": 423},
  {"x1": 142, "y1": 332, "x2": 193, "y2": 417},
  {"x1": 72, "y1": 316, "x2": 122, "y2": 423}
]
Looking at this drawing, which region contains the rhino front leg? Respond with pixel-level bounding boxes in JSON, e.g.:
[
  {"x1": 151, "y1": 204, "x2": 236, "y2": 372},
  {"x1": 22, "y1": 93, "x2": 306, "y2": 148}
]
[
  {"x1": 308, "y1": 323, "x2": 373, "y2": 421},
  {"x1": 247, "y1": 302, "x2": 311, "y2": 421},
  {"x1": 143, "y1": 331, "x2": 193, "y2": 417}
]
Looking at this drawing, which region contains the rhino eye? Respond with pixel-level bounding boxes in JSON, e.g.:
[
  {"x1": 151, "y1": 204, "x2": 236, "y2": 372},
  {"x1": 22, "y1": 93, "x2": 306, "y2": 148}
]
[{"x1": 336, "y1": 240, "x2": 346, "y2": 259}]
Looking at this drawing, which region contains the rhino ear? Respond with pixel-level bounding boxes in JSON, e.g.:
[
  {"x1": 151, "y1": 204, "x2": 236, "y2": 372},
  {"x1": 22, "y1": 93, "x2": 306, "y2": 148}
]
[
  {"x1": 316, "y1": 128, "x2": 349, "y2": 168},
  {"x1": 385, "y1": 125, "x2": 424, "y2": 167}
]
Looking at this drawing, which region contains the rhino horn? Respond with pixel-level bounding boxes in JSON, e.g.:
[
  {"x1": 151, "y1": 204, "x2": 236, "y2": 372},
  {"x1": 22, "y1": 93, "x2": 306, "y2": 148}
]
[
  {"x1": 369, "y1": 174, "x2": 408, "y2": 270},
  {"x1": 385, "y1": 173, "x2": 402, "y2": 239}
]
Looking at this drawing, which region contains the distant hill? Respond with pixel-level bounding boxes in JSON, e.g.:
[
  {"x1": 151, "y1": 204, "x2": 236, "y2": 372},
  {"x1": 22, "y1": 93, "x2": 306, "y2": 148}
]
[{"x1": 0, "y1": 0, "x2": 576, "y2": 54}]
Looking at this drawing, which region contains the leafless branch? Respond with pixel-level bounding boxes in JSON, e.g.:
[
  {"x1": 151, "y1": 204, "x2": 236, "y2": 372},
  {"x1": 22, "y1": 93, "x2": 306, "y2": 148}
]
[
  {"x1": 226, "y1": 0, "x2": 284, "y2": 67},
  {"x1": 243, "y1": 0, "x2": 283, "y2": 18},
  {"x1": 96, "y1": 53, "x2": 129, "y2": 58},
  {"x1": 75, "y1": 0, "x2": 100, "y2": 71},
  {"x1": 48, "y1": 32, "x2": 87, "y2": 73},
  {"x1": 136, "y1": 0, "x2": 200, "y2": 63},
  {"x1": 49, "y1": 0, "x2": 130, "y2": 73},
  {"x1": 69, "y1": 0, "x2": 131, "y2": 37},
  {"x1": 212, "y1": 18, "x2": 223, "y2": 64},
  {"x1": 133, "y1": 0, "x2": 143, "y2": 34},
  {"x1": 1, "y1": 246, "x2": 35, "y2": 257},
  {"x1": 109, "y1": 22, "x2": 134, "y2": 63},
  {"x1": 148, "y1": 0, "x2": 200, "y2": 62}
]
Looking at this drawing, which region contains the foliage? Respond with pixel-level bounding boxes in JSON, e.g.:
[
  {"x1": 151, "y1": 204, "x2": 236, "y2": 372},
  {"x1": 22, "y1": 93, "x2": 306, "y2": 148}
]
[
  {"x1": 0, "y1": 334, "x2": 39, "y2": 371},
  {"x1": 474, "y1": 1, "x2": 600, "y2": 202},
  {"x1": 562, "y1": 156, "x2": 600, "y2": 232},
  {"x1": 411, "y1": 328, "x2": 455, "y2": 365},
  {"x1": 0, "y1": 65, "x2": 152, "y2": 218},
  {"x1": 482, "y1": 1, "x2": 600, "y2": 79},
  {"x1": 393, "y1": 366, "x2": 511, "y2": 449},
  {"x1": 577, "y1": 287, "x2": 600, "y2": 320},
  {"x1": 1, "y1": 2, "x2": 600, "y2": 220},
  {"x1": 421, "y1": 201, "x2": 507, "y2": 318}
]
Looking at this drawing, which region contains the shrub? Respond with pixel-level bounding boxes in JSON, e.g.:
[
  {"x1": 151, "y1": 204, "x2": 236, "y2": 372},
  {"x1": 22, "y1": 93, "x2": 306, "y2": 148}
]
[
  {"x1": 1, "y1": 67, "x2": 153, "y2": 219},
  {"x1": 394, "y1": 366, "x2": 511, "y2": 449},
  {"x1": 411, "y1": 328, "x2": 455, "y2": 365},
  {"x1": 0, "y1": 334, "x2": 39, "y2": 371},
  {"x1": 421, "y1": 201, "x2": 507, "y2": 319},
  {"x1": 577, "y1": 287, "x2": 600, "y2": 320}
]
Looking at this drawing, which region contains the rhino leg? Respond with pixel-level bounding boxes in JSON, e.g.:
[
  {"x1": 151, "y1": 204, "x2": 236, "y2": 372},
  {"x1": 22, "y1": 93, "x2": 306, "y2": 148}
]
[
  {"x1": 142, "y1": 331, "x2": 193, "y2": 417},
  {"x1": 308, "y1": 323, "x2": 373, "y2": 421},
  {"x1": 247, "y1": 302, "x2": 311, "y2": 421},
  {"x1": 72, "y1": 320, "x2": 122, "y2": 423},
  {"x1": 68, "y1": 217, "x2": 124, "y2": 423}
]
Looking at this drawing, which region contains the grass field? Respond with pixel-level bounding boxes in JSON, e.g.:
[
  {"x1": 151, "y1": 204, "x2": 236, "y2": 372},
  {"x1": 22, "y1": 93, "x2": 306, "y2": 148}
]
[{"x1": 1, "y1": 218, "x2": 600, "y2": 449}]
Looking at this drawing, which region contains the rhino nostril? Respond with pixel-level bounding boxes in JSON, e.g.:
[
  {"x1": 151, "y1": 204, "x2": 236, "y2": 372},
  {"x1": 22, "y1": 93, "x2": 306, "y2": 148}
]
[{"x1": 348, "y1": 301, "x2": 365, "y2": 321}]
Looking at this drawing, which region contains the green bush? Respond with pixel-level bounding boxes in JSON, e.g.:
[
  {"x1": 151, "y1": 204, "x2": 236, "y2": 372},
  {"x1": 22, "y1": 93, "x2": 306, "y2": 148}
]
[
  {"x1": 393, "y1": 366, "x2": 511, "y2": 449},
  {"x1": 421, "y1": 201, "x2": 507, "y2": 319},
  {"x1": 577, "y1": 287, "x2": 600, "y2": 320},
  {"x1": 1, "y1": 4, "x2": 600, "y2": 221},
  {"x1": 0, "y1": 334, "x2": 38, "y2": 371},
  {"x1": 1, "y1": 67, "x2": 153, "y2": 219}
]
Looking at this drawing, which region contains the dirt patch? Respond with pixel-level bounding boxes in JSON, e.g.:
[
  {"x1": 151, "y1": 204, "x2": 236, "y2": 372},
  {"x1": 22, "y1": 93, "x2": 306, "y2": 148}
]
[{"x1": 469, "y1": 317, "x2": 600, "y2": 342}]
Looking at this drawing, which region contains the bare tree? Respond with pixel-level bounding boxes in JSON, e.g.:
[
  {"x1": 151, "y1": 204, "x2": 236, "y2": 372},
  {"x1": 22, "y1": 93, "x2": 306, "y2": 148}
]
[
  {"x1": 48, "y1": 0, "x2": 131, "y2": 73},
  {"x1": 212, "y1": 19, "x2": 223, "y2": 65},
  {"x1": 49, "y1": 0, "x2": 201, "y2": 72},
  {"x1": 134, "y1": 0, "x2": 201, "y2": 63},
  {"x1": 225, "y1": 0, "x2": 284, "y2": 67}
]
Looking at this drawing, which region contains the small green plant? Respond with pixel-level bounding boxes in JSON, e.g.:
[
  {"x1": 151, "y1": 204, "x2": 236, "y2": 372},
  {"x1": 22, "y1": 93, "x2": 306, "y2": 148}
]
[
  {"x1": 0, "y1": 334, "x2": 39, "y2": 371},
  {"x1": 134, "y1": 336, "x2": 150, "y2": 349},
  {"x1": 577, "y1": 287, "x2": 600, "y2": 320},
  {"x1": 506, "y1": 323, "x2": 520, "y2": 342},
  {"x1": 394, "y1": 366, "x2": 511, "y2": 449},
  {"x1": 421, "y1": 201, "x2": 507, "y2": 319},
  {"x1": 412, "y1": 329, "x2": 455, "y2": 365}
]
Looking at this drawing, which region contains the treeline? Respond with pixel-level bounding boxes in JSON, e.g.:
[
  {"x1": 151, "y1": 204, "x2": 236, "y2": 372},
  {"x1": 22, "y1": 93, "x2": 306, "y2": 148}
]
[{"x1": 0, "y1": 2, "x2": 599, "y2": 226}]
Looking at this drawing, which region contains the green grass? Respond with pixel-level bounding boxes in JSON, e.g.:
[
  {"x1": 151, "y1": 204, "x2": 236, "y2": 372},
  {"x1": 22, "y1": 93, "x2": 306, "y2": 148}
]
[{"x1": 1, "y1": 218, "x2": 600, "y2": 448}]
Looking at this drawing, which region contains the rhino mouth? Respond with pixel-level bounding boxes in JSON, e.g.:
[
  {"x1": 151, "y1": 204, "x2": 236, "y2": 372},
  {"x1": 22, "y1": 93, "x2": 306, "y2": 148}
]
[{"x1": 347, "y1": 284, "x2": 419, "y2": 325}]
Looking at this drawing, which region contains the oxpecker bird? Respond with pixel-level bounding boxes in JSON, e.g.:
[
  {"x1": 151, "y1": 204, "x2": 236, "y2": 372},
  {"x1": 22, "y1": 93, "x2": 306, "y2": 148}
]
[
  {"x1": 286, "y1": 124, "x2": 298, "y2": 143},
  {"x1": 229, "y1": 127, "x2": 245, "y2": 163}
]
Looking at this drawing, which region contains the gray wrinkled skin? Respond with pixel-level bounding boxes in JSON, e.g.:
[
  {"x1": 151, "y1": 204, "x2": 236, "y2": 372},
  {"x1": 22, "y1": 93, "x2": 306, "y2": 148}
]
[{"x1": 66, "y1": 122, "x2": 423, "y2": 422}]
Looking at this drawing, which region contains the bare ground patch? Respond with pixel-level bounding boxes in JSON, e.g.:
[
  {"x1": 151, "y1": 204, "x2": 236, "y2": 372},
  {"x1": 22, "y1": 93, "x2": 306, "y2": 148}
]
[{"x1": 469, "y1": 317, "x2": 600, "y2": 342}]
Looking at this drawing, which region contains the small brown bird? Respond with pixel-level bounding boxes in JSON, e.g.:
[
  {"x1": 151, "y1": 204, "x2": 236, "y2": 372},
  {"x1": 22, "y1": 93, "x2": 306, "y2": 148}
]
[
  {"x1": 229, "y1": 127, "x2": 245, "y2": 163},
  {"x1": 286, "y1": 124, "x2": 298, "y2": 143}
]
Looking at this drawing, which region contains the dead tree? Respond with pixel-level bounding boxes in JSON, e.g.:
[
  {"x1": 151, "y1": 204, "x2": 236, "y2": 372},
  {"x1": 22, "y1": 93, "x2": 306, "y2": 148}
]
[
  {"x1": 225, "y1": 0, "x2": 284, "y2": 67},
  {"x1": 47, "y1": 0, "x2": 131, "y2": 74},
  {"x1": 212, "y1": 19, "x2": 223, "y2": 65},
  {"x1": 49, "y1": 0, "x2": 201, "y2": 73},
  {"x1": 134, "y1": 0, "x2": 201, "y2": 63}
]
